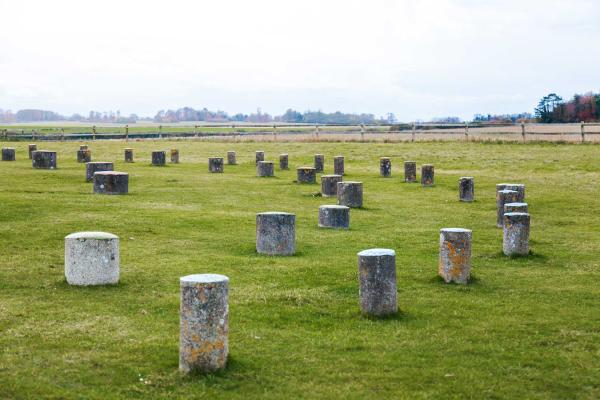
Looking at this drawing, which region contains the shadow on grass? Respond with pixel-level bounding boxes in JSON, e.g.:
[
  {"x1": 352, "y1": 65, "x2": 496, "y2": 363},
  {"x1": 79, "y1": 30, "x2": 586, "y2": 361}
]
[
  {"x1": 179, "y1": 355, "x2": 245, "y2": 383},
  {"x1": 52, "y1": 279, "x2": 126, "y2": 291},
  {"x1": 428, "y1": 274, "x2": 483, "y2": 287},
  {"x1": 232, "y1": 243, "x2": 307, "y2": 258},
  {"x1": 488, "y1": 250, "x2": 548, "y2": 263},
  {"x1": 359, "y1": 308, "x2": 413, "y2": 322}
]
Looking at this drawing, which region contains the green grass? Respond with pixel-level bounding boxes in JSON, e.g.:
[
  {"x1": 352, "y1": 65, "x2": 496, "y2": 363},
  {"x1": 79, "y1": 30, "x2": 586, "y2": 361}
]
[{"x1": 0, "y1": 141, "x2": 599, "y2": 399}]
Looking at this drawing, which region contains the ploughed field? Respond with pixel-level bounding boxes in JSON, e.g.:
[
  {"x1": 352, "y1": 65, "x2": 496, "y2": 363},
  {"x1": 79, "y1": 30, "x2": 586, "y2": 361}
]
[{"x1": 0, "y1": 141, "x2": 599, "y2": 399}]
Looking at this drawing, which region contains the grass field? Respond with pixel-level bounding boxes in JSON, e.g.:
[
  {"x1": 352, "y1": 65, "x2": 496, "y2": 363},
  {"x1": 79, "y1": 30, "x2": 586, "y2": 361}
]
[{"x1": 1, "y1": 141, "x2": 599, "y2": 399}]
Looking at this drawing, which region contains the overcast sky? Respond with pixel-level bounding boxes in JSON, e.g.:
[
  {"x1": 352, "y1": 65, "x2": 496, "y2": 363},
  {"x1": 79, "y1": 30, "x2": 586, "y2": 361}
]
[{"x1": 1, "y1": 0, "x2": 599, "y2": 121}]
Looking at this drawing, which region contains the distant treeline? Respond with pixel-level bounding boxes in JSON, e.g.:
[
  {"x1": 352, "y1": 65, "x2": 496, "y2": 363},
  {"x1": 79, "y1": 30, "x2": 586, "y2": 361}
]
[{"x1": 535, "y1": 92, "x2": 600, "y2": 123}]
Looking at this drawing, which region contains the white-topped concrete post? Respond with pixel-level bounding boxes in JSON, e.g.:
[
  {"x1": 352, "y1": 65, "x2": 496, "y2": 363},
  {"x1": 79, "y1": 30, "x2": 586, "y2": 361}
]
[
  {"x1": 318, "y1": 205, "x2": 349, "y2": 229},
  {"x1": 497, "y1": 183, "x2": 525, "y2": 202},
  {"x1": 504, "y1": 202, "x2": 528, "y2": 214},
  {"x1": 439, "y1": 228, "x2": 472, "y2": 284},
  {"x1": 503, "y1": 212, "x2": 530, "y2": 256},
  {"x1": 64, "y1": 232, "x2": 119, "y2": 286},
  {"x1": 93, "y1": 171, "x2": 129, "y2": 194},
  {"x1": 357, "y1": 249, "x2": 397, "y2": 316},
  {"x1": 496, "y1": 189, "x2": 519, "y2": 227},
  {"x1": 256, "y1": 212, "x2": 295, "y2": 255}
]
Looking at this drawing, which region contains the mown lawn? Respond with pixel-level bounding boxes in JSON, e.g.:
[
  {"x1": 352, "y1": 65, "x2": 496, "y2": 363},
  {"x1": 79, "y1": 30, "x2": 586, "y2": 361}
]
[{"x1": 0, "y1": 140, "x2": 599, "y2": 399}]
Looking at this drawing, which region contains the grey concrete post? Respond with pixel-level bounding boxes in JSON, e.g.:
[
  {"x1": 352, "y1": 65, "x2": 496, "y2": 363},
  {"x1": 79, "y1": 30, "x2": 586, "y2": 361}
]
[
  {"x1": 255, "y1": 151, "x2": 265, "y2": 165},
  {"x1": 503, "y1": 212, "x2": 530, "y2": 256},
  {"x1": 357, "y1": 249, "x2": 397, "y2": 316},
  {"x1": 257, "y1": 161, "x2": 274, "y2": 177},
  {"x1": 124, "y1": 148, "x2": 134, "y2": 163},
  {"x1": 404, "y1": 161, "x2": 416, "y2": 183},
  {"x1": 1, "y1": 147, "x2": 15, "y2": 161},
  {"x1": 380, "y1": 157, "x2": 391, "y2": 177},
  {"x1": 439, "y1": 228, "x2": 472, "y2": 284},
  {"x1": 459, "y1": 177, "x2": 474, "y2": 202},
  {"x1": 209, "y1": 157, "x2": 224, "y2": 173},
  {"x1": 64, "y1": 232, "x2": 119, "y2": 286},
  {"x1": 32, "y1": 151, "x2": 57, "y2": 169},
  {"x1": 497, "y1": 183, "x2": 525, "y2": 202},
  {"x1": 297, "y1": 167, "x2": 316, "y2": 184},
  {"x1": 86, "y1": 162, "x2": 114, "y2": 182},
  {"x1": 170, "y1": 149, "x2": 180, "y2": 164},
  {"x1": 337, "y1": 181, "x2": 363, "y2": 208},
  {"x1": 279, "y1": 154, "x2": 288, "y2": 170},
  {"x1": 496, "y1": 189, "x2": 519, "y2": 227},
  {"x1": 321, "y1": 174, "x2": 342, "y2": 197},
  {"x1": 256, "y1": 212, "x2": 295, "y2": 255},
  {"x1": 28, "y1": 144, "x2": 37, "y2": 159},
  {"x1": 227, "y1": 151, "x2": 236, "y2": 165},
  {"x1": 314, "y1": 154, "x2": 324, "y2": 172},
  {"x1": 504, "y1": 202, "x2": 528, "y2": 214},
  {"x1": 152, "y1": 151, "x2": 166, "y2": 166},
  {"x1": 77, "y1": 149, "x2": 92, "y2": 163},
  {"x1": 93, "y1": 171, "x2": 129, "y2": 195},
  {"x1": 421, "y1": 164, "x2": 434, "y2": 186},
  {"x1": 334, "y1": 156, "x2": 344, "y2": 176},
  {"x1": 318, "y1": 205, "x2": 349, "y2": 229}
]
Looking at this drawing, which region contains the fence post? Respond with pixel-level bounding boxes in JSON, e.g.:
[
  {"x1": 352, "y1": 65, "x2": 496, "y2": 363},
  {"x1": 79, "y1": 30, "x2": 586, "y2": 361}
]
[
  {"x1": 92, "y1": 125, "x2": 97, "y2": 141},
  {"x1": 464, "y1": 123, "x2": 469, "y2": 141},
  {"x1": 32, "y1": 129, "x2": 36, "y2": 141},
  {"x1": 521, "y1": 122, "x2": 526, "y2": 142},
  {"x1": 159, "y1": 125, "x2": 162, "y2": 139},
  {"x1": 3, "y1": 129, "x2": 7, "y2": 140},
  {"x1": 125, "y1": 124, "x2": 129, "y2": 141},
  {"x1": 61, "y1": 128, "x2": 65, "y2": 142},
  {"x1": 360, "y1": 124, "x2": 365, "y2": 141},
  {"x1": 315, "y1": 124, "x2": 319, "y2": 139},
  {"x1": 581, "y1": 121, "x2": 585, "y2": 143},
  {"x1": 411, "y1": 123, "x2": 416, "y2": 142},
  {"x1": 273, "y1": 124, "x2": 277, "y2": 141},
  {"x1": 194, "y1": 125, "x2": 198, "y2": 137}
]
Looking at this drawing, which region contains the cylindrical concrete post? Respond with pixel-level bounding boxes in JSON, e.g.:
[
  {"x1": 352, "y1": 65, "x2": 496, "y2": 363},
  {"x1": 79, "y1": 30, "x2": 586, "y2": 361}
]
[
  {"x1": 152, "y1": 151, "x2": 166, "y2": 166},
  {"x1": 421, "y1": 164, "x2": 434, "y2": 186},
  {"x1": 255, "y1": 151, "x2": 265, "y2": 165},
  {"x1": 64, "y1": 232, "x2": 119, "y2": 286},
  {"x1": 124, "y1": 148, "x2": 134, "y2": 163},
  {"x1": 93, "y1": 171, "x2": 129, "y2": 194},
  {"x1": 459, "y1": 177, "x2": 474, "y2": 202},
  {"x1": 86, "y1": 162, "x2": 114, "y2": 182},
  {"x1": 28, "y1": 144, "x2": 37, "y2": 159},
  {"x1": 279, "y1": 154, "x2": 289, "y2": 170},
  {"x1": 357, "y1": 249, "x2": 397, "y2": 316},
  {"x1": 439, "y1": 228, "x2": 472, "y2": 284},
  {"x1": 297, "y1": 167, "x2": 316, "y2": 184},
  {"x1": 179, "y1": 274, "x2": 229, "y2": 373},
  {"x1": 503, "y1": 212, "x2": 530, "y2": 256},
  {"x1": 497, "y1": 183, "x2": 525, "y2": 202},
  {"x1": 227, "y1": 151, "x2": 236, "y2": 165},
  {"x1": 314, "y1": 154, "x2": 324, "y2": 172},
  {"x1": 170, "y1": 149, "x2": 179, "y2": 164},
  {"x1": 2, "y1": 147, "x2": 15, "y2": 161},
  {"x1": 504, "y1": 202, "x2": 528, "y2": 214},
  {"x1": 257, "y1": 161, "x2": 274, "y2": 177},
  {"x1": 334, "y1": 156, "x2": 344, "y2": 176},
  {"x1": 79, "y1": 145, "x2": 88, "y2": 151},
  {"x1": 496, "y1": 189, "x2": 519, "y2": 227},
  {"x1": 318, "y1": 205, "x2": 349, "y2": 229},
  {"x1": 209, "y1": 157, "x2": 224, "y2": 173},
  {"x1": 77, "y1": 149, "x2": 91, "y2": 163},
  {"x1": 32, "y1": 151, "x2": 57, "y2": 169},
  {"x1": 404, "y1": 161, "x2": 417, "y2": 183},
  {"x1": 321, "y1": 174, "x2": 343, "y2": 197},
  {"x1": 337, "y1": 181, "x2": 363, "y2": 208},
  {"x1": 256, "y1": 212, "x2": 295, "y2": 255},
  {"x1": 380, "y1": 157, "x2": 391, "y2": 177}
]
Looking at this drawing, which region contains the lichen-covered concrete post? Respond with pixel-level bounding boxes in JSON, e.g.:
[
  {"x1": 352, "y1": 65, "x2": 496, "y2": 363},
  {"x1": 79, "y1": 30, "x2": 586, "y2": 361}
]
[
  {"x1": 421, "y1": 164, "x2": 434, "y2": 186},
  {"x1": 28, "y1": 144, "x2": 37, "y2": 159},
  {"x1": 404, "y1": 161, "x2": 416, "y2": 183},
  {"x1": 124, "y1": 148, "x2": 134, "y2": 163},
  {"x1": 256, "y1": 212, "x2": 295, "y2": 255},
  {"x1": 318, "y1": 205, "x2": 349, "y2": 229},
  {"x1": 255, "y1": 151, "x2": 265, "y2": 165},
  {"x1": 1, "y1": 147, "x2": 15, "y2": 161},
  {"x1": 334, "y1": 156, "x2": 344, "y2": 176},
  {"x1": 257, "y1": 161, "x2": 274, "y2": 177},
  {"x1": 357, "y1": 249, "x2": 397, "y2": 316},
  {"x1": 503, "y1": 212, "x2": 530, "y2": 256},
  {"x1": 439, "y1": 228, "x2": 472, "y2": 284},
  {"x1": 79, "y1": 145, "x2": 88, "y2": 151},
  {"x1": 497, "y1": 183, "x2": 525, "y2": 202},
  {"x1": 227, "y1": 151, "x2": 236, "y2": 165},
  {"x1": 86, "y1": 162, "x2": 114, "y2": 182},
  {"x1": 64, "y1": 231, "x2": 119, "y2": 286},
  {"x1": 32, "y1": 151, "x2": 57, "y2": 169},
  {"x1": 337, "y1": 181, "x2": 363, "y2": 208},
  {"x1": 209, "y1": 157, "x2": 224, "y2": 173},
  {"x1": 504, "y1": 202, "x2": 528, "y2": 214},
  {"x1": 279, "y1": 154, "x2": 289, "y2": 170},
  {"x1": 321, "y1": 174, "x2": 342, "y2": 197},
  {"x1": 459, "y1": 177, "x2": 474, "y2": 202},
  {"x1": 496, "y1": 189, "x2": 519, "y2": 227},
  {"x1": 170, "y1": 149, "x2": 179, "y2": 163},
  {"x1": 93, "y1": 171, "x2": 129, "y2": 194},
  {"x1": 380, "y1": 157, "x2": 391, "y2": 177},
  {"x1": 152, "y1": 151, "x2": 166, "y2": 166},
  {"x1": 179, "y1": 274, "x2": 229, "y2": 373},
  {"x1": 297, "y1": 167, "x2": 316, "y2": 184},
  {"x1": 77, "y1": 149, "x2": 92, "y2": 163},
  {"x1": 314, "y1": 154, "x2": 324, "y2": 172}
]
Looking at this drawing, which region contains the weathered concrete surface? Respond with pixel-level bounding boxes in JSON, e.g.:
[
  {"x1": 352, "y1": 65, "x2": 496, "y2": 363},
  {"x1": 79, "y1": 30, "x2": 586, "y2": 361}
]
[
  {"x1": 421, "y1": 164, "x2": 434, "y2": 186},
  {"x1": 209, "y1": 157, "x2": 224, "y2": 173},
  {"x1": 321, "y1": 174, "x2": 343, "y2": 197},
  {"x1": 255, "y1": 151, "x2": 265, "y2": 165},
  {"x1": 459, "y1": 177, "x2": 475, "y2": 202},
  {"x1": 504, "y1": 202, "x2": 528, "y2": 214},
  {"x1": 64, "y1": 231, "x2": 119, "y2": 286},
  {"x1": 497, "y1": 183, "x2": 525, "y2": 202},
  {"x1": 32, "y1": 151, "x2": 57, "y2": 169},
  {"x1": 2, "y1": 147, "x2": 15, "y2": 161},
  {"x1": 79, "y1": 145, "x2": 88, "y2": 151},
  {"x1": 86, "y1": 162, "x2": 114, "y2": 182},
  {"x1": 152, "y1": 151, "x2": 166, "y2": 166},
  {"x1": 318, "y1": 205, "x2": 349, "y2": 229},
  {"x1": 404, "y1": 161, "x2": 417, "y2": 183},
  {"x1": 314, "y1": 154, "x2": 325, "y2": 172},
  {"x1": 496, "y1": 189, "x2": 519, "y2": 227},
  {"x1": 380, "y1": 157, "x2": 392, "y2": 177},
  {"x1": 256, "y1": 212, "x2": 295, "y2": 255},
  {"x1": 179, "y1": 274, "x2": 229, "y2": 373},
  {"x1": 279, "y1": 154, "x2": 289, "y2": 170},
  {"x1": 124, "y1": 148, "x2": 134, "y2": 163},
  {"x1": 257, "y1": 161, "x2": 274, "y2": 177},
  {"x1": 503, "y1": 212, "x2": 530, "y2": 256},
  {"x1": 439, "y1": 228, "x2": 472, "y2": 284},
  {"x1": 93, "y1": 171, "x2": 129, "y2": 195},
  {"x1": 334, "y1": 156, "x2": 345, "y2": 176},
  {"x1": 28, "y1": 144, "x2": 37, "y2": 159},
  {"x1": 77, "y1": 149, "x2": 92, "y2": 163},
  {"x1": 297, "y1": 167, "x2": 316, "y2": 184},
  {"x1": 170, "y1": 149, "x2": 180, "y2": 164},
  {"x1": 357, "y1": 248, "x2": 397, "y2": 316},
  {"x1": 337, "y1": 181, "x2": 363, "y2": 208},
  {"x1": 227, "y1": 151, "x2": 237, "y2": 165}
]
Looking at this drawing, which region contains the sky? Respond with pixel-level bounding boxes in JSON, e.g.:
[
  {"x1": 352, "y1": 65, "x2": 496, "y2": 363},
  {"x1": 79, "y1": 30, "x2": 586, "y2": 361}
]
[{"x1": 1, "y1": 0, "x2": 600, "y2": 121}]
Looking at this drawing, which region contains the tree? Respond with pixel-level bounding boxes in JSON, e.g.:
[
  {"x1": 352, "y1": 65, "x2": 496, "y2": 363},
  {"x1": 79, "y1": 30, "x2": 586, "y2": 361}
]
[{"x1": 535, "y1": 93, "x2": 563, "y2": 123}]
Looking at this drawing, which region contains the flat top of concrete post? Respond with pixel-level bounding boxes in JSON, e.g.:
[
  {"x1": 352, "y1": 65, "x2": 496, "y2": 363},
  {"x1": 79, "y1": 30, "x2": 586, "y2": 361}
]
[
  {"x1": 321, "y1": 174, "x2": 342, "y2": 178},
  {"x1": 504, "y1": 212, "x2": 530, "y2": 218},
  {"x1": 440, "y1": 228, "x2": 472, "y2": 234},
  {"x1": 257, "y1": 211, "x2": 295, "y2": 216},
  {"x1": 87, "y1": 161, "x2": 113, "y2": 165},
  {"x1": 340, "y1": 181, "x2": 362, "y2": 185},
  {"x1": 357, "y1": 248, "x2": 395, "y2": 257},
  {"x1": 124, "y1": 148, "x2": 133, "y2": 150},
  {"x1": 280, "y1": 153, "x2": 288, "y2": 156},
  {"x1": 153, "y1": 150, "x2": 165, "y2": 153},
  {"x1": 180, "y1": 274, "x2": 229, "y2": 285},
  {"x1": 65, "y1": 231, "x2": 118, "y2": 240},
  {"x1": 422, "y1": 164, "x2": 434, "y2": 167},
  {"x1": 315, "y1": 153, "x2": 324, "y2": 156},
  {"x1": 258, "y1": 160, "x2": 273, "y2": 164},
  {"x1": 228, "y1": 150, "x2": 236, "y2": 153},
  {"x1": 505, "y1": 202, "x2": 528, "y2": 207},
  {"x1": 94, "y1": 171, "x2": 128, "y2": 176},
  {"x1": 319, "y1": 204, "x2": 349, "y2": 210},
  {"x1": 404, "y1": 160, "x2": 416, "y2": 163},
  {"x1": 2, "y1": 147, "x2": 15, "y2": 150},
  {"x1": 498, "y1": 189, "x2": 518, "y2": 194},
  {"x1": 210, "y1": 157, "x2": 223, "y2": 159},
  {"x1": 380, "y1": 157, "x2": 391, "y2": 160},
  {"x1": 334, "y1": 155, "x2": 344, "y2": 158},
  {"x1": 298, "y1": 167, "x2": 316, "y2": 170},
  {"x1": 35, "y1": 150, "x2": 55, "y2": 153},
  {"x1": 256, "y1": 150, "x2": 264, "y2": 153},
  {"x1": 460, "y1": 176, "x2": 474, "y2": 180}
]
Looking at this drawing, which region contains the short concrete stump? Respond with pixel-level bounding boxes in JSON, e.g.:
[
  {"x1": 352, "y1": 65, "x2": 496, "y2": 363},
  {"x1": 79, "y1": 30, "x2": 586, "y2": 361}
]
[
  {"x1": 439, "y1": 228, "x2": 472, "y2": 284},
  {"x1": 421, "y1": 164, "x2": 434, "y2": 186},
  {"x1": 152, "y1": 151, "x2": 166, "y2": 166},
  {"x1": 404, "y1": 161, "x2": 417, "y2": 183},
  {"x1": 257, "y1": 161, "x2": 274, "y2": 177},
  {"x1": 279, "y1": 154, "x2": 289, "y2": 170},
  {"x1": 497, "y1": 183, "x2": 525, "y2": 202},
  {"x1": 297, "y1": 167, "x2": 316, "y2": 184},
  {"x1": 497, "y1": 189, "x2": 519, "y2": 227},
  {"x1": 209, "y1": 157, "x2": 224, "y2": 173},
  {"x1": 459, "y1": 177, "x2": 474, "y2": 202},
  {"x1": 380, "y1": 157, "x2": 391, "y2": 177},
  {"x1": 503, "y1": 212, "x2": 530, "y2": 256},
  {"x1": 318, "y1": 205, "x2": 349, "y2": 229},
  {"x1": 77, "y1": 149, "x2": 91, "y2": 163},
  {"x1": 256, "y1": 212, "x2": 295, "y2": 255},
  {"x1": 321, "y1": 174, "x2": 343, "y2": 197},
  {"x1": 32, "y1": 151, "x2": 57, "y2": 169},
  {"x1": 179, "y1": 274, "x2": 229, "y2": 373},
  {"x1": 86, "y1": 162, "x2": 114, "y2": 182},
  {"x1": 93, "y1": 171, "x2": 129, "y2": 195},
  {"x1": 64, "y1": 231, "x2": 119, "y2": 286},
  {"x1": 79, "y1": 145, "x2": 88, "y2": 151},
  {"x1": 334, "y1": 155, "x2": 345, "y2": 176},
  {"x1": 357, "y1": 249, "x2": 397, "y2": 317},
  {"x1": 227, "y1": 151, "x2": 236, "y2": 165},
  {"x1": 314, "y1": 154, "x2": 324, "y2": 172},
  {"x1": 28, "y1": 144, "x2": 37, "y2": 159},
  {"x1": 255, "y1": 151, "x2": 265, "y2": 165},
  {"x1": 504, "y1": 202, "x2": 528, "y2": 214},
  {"x1": 124, "y1": 148, "x2": 134, "y2": 163},
  {"x1": 337, "y1": 181, "x2": 363, "y2": 208},
  {"x1": 170, "y1": 149, "x2": 179, "y2": 163},
  {"x1": 2, "y1": 147, "x2": 15, "y2": 161}
]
